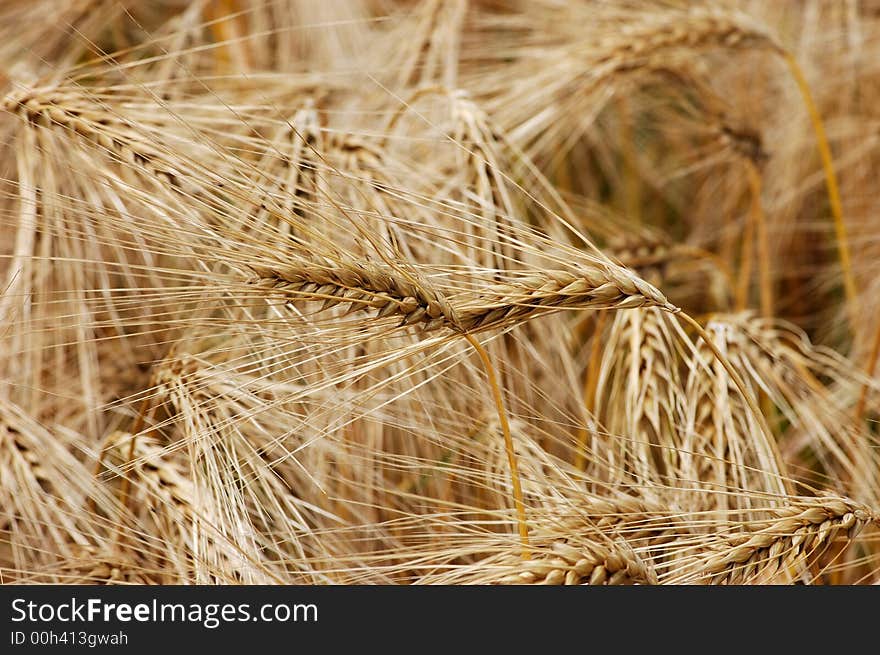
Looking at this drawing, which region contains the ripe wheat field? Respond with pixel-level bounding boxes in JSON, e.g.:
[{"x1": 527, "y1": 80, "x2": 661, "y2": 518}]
[{"x1": 1, "y1": 0, "x2": 879, "y2": 585}]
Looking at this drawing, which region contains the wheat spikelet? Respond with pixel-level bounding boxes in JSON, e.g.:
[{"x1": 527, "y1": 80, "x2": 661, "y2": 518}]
[
  {"x1": 675, "y1": 315, "x2": 793, "y2": 521},
  {"x1": 696, "y1": 313, "x2": 879, "y2": 506}
]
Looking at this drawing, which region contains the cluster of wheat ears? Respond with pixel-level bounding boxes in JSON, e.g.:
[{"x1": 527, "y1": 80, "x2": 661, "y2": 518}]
[{"x1": 1, "y1": 0, "x2": 880, "y2": 585}]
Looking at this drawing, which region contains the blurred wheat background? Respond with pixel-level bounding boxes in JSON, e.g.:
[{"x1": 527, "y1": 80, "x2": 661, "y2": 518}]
[{"x1": 1, "y1": 0, "x2": 880, "y2": 585}]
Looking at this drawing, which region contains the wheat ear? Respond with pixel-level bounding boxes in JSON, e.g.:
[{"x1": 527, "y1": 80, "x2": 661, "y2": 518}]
[
  {"x1": 499, "y1": 538, "x2": 657, "y2": 586},
  {"x1": 2, "y1": 86, "x2": 187, "y2": 187},
  {"x1": 692, "y1": 496, "x2": 877, "y2": 584},
  {"x1": 247, "y1": 263, "x2": 677, "y2": 333}
]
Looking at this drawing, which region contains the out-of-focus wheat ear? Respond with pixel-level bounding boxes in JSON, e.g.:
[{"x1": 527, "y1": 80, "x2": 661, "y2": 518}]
[
  {"x1": 390, "y1": 0, "x2": 467, "y2": 89},
  {"x1": 677, "y1": 311, "x2": 791, "y2": 494},
  {"x1": 0, "y1": 124, "x2": 36, "y2": 327},
  {"x1": 1, "y1": 83, "x2": 232, "y2": 212},
  {"x1": 0, "y1": 399, "x2": 122, "y2": 579},
  {"x1": 612, "y1": 8, "x2": 780, "y2": 63},
  {"x1": 3, "y1": 86, "x2": 178, "y2": 186},
  {"x1": 589, "y1": 306, "x2": 689, "y2": 496},
  {"x1": 102, "y1": 428, "x2": 283, "y2": 585}
]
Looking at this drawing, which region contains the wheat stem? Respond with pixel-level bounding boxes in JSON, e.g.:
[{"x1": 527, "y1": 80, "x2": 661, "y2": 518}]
[
  {"x1": 855, "y1": 320, "x2": 880, "y2": 423},
  {"x1": 783, "y1": 51, "x2": 857, "y2": 330},
  {"x1": 464, "y1": 332, "x2": 530, "y2": 557},
  {"x1": 575, "y1": 310, "x2": 607, "y2": 472},
  {"x1": 744, "y1": 162, "x2": 773, "y2": 318},
  {"x1": 116, "y1": 396, "x2": 155, "y2": 528}
]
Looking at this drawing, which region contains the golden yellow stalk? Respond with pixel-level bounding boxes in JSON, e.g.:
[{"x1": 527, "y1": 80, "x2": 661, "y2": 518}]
[
  {"x1": 735, "y1": 190, "x2": 756, "y2": 312},
  {"x1": 575, "y1": 310, "x2": 607, "y2": 472},
  {"x1": 783, "y1": 52, "x2": 858, "y2": 329},
  {"x1": 744, "y1": 161, "x2": 773, "y2": 318},
  {"x1": 464, "y1": 333, "x2": 530, "y2": 557}
]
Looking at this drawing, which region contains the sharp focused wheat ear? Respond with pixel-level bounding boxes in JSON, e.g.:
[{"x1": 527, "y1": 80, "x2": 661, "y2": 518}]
[
  {"x1": 497, "y1": 538, "x2": 657, "y2": 586},
  {"x1": 244, "y1": 253, "x2": 678, "y2": 560},
  {"x1": 685, "y1": 495, "x2": 877, "y2": 584},
  {"x1": 247, "y1": 263, "x2": 677, "y2": 333},
  {"x1": 247, "y1": 262, "x2": 459, "y2": 331}
]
